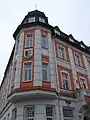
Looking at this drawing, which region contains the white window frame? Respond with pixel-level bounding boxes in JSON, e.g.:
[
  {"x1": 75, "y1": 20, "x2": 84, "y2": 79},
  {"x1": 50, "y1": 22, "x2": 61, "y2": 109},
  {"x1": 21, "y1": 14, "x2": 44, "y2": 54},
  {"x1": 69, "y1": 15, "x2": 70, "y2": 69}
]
[
  {"x1": 46, "y1": 105, "x2": 54, "y2": 120},
  {"x1": 79, "y1": 76, "x2": 87, "y2": 89},
  {"x1": 25, "y1": 33, "x2": 33, "y2": 48},
  {"x1": 24, "y1": 106, "x2": 35, "y2": 120},
  {"x1": 41, "y1": 33, "x2": 48, "y2": 49},
  {"x1": 58, "y1": 45, "x2": 66, "y2": 60},
  {"x1": 42, "y1": 62, "x2": 49, "y2": 81},
  {"x1": 39, "y1": 17, "x2": 45, "y2": 23},
  {"x1": 61, "y1": 71, "x2": 71, "y2": 90},
  {"x1": 28, "y1": 17, "x2": 35, "y2": 23},
  {"x1": 63, "y1": 106, "x2": 75, "y2": 120},
  {"x1": 74, "y1": 53, "x2": 82, "y2": 66},
  {"x1": 23, "y1": 62, "x2": 32, "y2": 82}
]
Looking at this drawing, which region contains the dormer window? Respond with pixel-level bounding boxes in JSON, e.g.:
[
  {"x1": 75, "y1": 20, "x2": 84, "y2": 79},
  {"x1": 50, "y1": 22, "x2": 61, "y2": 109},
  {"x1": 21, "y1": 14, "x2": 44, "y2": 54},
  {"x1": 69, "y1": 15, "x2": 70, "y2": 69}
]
[
  {"x1": 69, "y1": 38, "x2": 74, "y2": 43},
  {"x1": 80, "y1": 44, "x2": 85, "y2": 49},
  {"x1": 39, "y1": 17, "x2": 45, "y2": 23},
  {"x1": 28, "y1": 17, "x2": 35, "y2": 23},
  {"x1": 54, "y1": 29, "x2": 60, "y2": 35}
]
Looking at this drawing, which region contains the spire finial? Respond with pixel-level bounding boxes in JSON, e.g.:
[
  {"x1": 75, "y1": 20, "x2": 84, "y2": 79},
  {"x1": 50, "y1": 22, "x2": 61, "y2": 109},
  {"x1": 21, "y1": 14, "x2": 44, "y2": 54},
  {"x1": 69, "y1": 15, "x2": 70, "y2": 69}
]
[{"x1": 35, "y1": 4, "x2": 37, "y2": 10}]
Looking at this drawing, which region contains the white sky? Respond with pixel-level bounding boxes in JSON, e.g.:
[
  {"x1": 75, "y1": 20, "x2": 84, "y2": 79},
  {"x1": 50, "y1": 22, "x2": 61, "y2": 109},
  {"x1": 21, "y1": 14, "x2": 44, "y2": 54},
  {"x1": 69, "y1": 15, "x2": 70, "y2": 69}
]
[{"x1": 0, "y1": 0, "x2": 90, "y2": 84}]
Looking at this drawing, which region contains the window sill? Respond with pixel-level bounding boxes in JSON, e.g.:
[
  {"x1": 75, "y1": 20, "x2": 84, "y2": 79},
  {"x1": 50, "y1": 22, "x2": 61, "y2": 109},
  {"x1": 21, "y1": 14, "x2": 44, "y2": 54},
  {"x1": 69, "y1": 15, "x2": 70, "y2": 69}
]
[
  {"x1": 57, "y1": 57, "x2": 70, "y2": 65},
  {"x1": 25, "y1": 46, "x2": 33, "y2": 49},
  {"x1": 75, "y1": 64, "x2": 85, "y2": 70},
  {"x1": 57, "y1": 57, "x2": 69, "y2": 62},
  {"x1": 42, "y1": 80, "x2": 50, "y2": 83},
  {"x1": 22, "y1": 80, "x2": 32, "y2": 83},
  {"x1": 42, "y1": 47, "x2": 48, "y2": 49}
]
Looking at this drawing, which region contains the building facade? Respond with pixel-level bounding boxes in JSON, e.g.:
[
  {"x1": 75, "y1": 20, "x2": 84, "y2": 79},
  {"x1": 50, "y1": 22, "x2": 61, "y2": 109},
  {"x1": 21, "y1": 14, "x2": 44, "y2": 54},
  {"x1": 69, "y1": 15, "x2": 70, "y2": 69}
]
[{"x1": 0, "y1": 10, "x2": 90, "y2": 120}]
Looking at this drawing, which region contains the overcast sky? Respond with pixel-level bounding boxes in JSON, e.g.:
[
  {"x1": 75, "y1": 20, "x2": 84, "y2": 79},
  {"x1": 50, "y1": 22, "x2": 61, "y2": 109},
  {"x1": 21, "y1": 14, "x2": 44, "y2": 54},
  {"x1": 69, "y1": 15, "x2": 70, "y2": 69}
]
[{"x1": 0, "y1": 0, "x2": 90, "y2": 84}]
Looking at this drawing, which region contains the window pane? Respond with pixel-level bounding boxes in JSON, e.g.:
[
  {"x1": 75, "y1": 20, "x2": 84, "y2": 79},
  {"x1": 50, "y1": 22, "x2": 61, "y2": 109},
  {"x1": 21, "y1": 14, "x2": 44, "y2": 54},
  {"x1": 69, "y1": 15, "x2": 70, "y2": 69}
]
[
  {"x1": 58, "y1": 46, "x2": 65, "y2": 59},
  {"x1": 63, "y1": 107, "x2": 74, "y2": 117},
  {"x1": 25, "y1": 106, "x2": 34, "y2": 120},
  {"x1": 74, "y1": 54, "x2": 80, "y2": 66},
  {"x1": 62, "y1": 72, "x2": 69, "y2": 90},
  {"x1": 24, "y1": 62, "x2": 32, "y2": 81},
  {"x1": 80, "y1": 78, "x2": 86, "y2": 88},
  {"x1": 42, "y1": 62, "x2": 48, "y2": 81},
  {"x1": 28, "y1": 69, "x2": 31, "y2": 80},
  {"x1": 26, "y1": 34, "x2": 32, "y2": 48},
  {"x1": 46, "y1": 107, "x2": 53, "y2": 116},
  {"x1": 41, "y1": 34, "x2": 48, "y2": 48},
  {"x1": 63, "y1": 80, "x2": 68, "y2": 90},
  {"x1": 26, "y1": 107, "x2": 34, "y2": 117},
  {"x1": 43, "y1": 69, "x2": 47, "y2": 80},
  {"x1": 24, "y1": 62, "x2": 31, "y2": 68},
  {"x1": 28, "y1": 17, "x2": 35, "y2": 23}
]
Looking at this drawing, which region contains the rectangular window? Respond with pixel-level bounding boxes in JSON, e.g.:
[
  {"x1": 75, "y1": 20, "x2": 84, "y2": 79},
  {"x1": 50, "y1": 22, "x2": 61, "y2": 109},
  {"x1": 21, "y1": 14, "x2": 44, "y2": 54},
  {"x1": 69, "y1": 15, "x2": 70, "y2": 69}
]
[
  {"x1": 25, "y1": 34, "x2": 33, "y2": 48},
  {"x1": 24, "y1": 62, "x2": 32, "y2": 81},
  {"x1": 12, "y1": 108, "x2": 17, "y2": 120},
  {"x1": 61, "y1": 72, "x2": 69, "y2": 90},
  {"x1": 63, "y1": 107, "x2": 74, "y2": 120},
  {"x1": 11, "y1": 67, "x2": 16, "y2": 88},
  {"x1": 74, "y1": 53, "x2": 82, "y2": 66},
  {"x1": 41, "y1": 33, "x2": 48, "y2": 48},
  {"x1": 46, "y1": 106, "x2": 54, "y2": 120},
  {"x1": 39, "y1": 17, "x2": 45, "y2": 23},
  {"x1": 15, "y1": 40, "x2": 19, "y2": 55},
  {"x1": 80, "y1": 77, "x2": 86, "y2": 89},
  {"x1": 42, "y1": 62, "x2": 49, "y2": 81},
  {"x1": 28, "y1": 17, "x2": 35, "y2": 23},
  {"x1": 24, "y1": 106, "x2": 34, "y2": 120},
  {"x1": 58, "y1": 45, "x2": 65, "y2": 60}
]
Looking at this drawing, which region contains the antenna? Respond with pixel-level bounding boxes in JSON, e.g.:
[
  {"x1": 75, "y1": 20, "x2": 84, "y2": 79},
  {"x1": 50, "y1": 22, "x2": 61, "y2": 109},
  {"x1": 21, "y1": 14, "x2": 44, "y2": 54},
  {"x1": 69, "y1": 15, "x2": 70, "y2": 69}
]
[{"x1": 35, "y1": 4, "x2": 37, "y2": 10}]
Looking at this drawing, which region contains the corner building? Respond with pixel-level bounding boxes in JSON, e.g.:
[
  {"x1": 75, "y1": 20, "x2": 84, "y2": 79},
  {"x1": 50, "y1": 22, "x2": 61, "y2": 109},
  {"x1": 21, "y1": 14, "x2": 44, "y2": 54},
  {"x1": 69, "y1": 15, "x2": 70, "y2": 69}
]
[{"x1": 0, "y1": 10, "x2": 90, "y2": 120}]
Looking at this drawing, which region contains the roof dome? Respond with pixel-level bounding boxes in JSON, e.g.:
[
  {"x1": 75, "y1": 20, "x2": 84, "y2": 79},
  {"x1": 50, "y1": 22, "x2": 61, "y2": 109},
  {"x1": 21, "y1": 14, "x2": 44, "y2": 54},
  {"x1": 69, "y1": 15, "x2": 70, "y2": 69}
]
[
  {"x1": 21, "y1": 10, "x2": 48, "y2": 25},
  {"x1": 28, "y1": 10, "x2": 46, "y2": 17}
]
